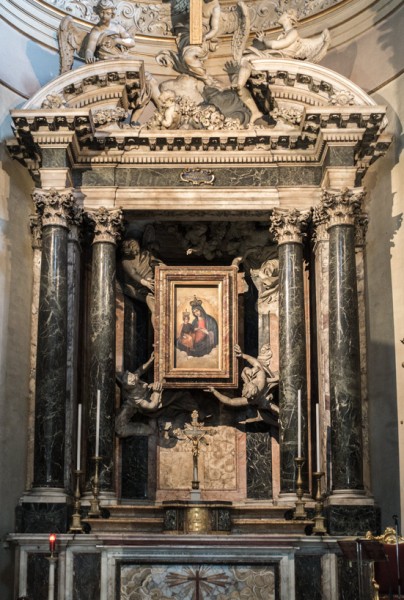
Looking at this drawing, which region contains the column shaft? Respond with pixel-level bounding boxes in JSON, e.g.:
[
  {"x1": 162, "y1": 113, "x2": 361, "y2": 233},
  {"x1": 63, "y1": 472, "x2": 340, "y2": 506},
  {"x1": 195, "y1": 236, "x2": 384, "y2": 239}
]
[
  {"x1": 329, "y1": 224, "x2": 363, "y2": 490},
  {"x1": 279, "y1": 242, "x2": 308, "y2": 493},
  {"x1": 33, "y1": 189, "x2": 73, "y2": 489}
]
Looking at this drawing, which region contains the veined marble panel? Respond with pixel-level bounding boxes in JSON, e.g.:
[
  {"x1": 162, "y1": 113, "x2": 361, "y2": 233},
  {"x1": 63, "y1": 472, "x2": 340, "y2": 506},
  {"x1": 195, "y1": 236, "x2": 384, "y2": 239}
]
[{"x1": 119, "y1": 564, "x2": 276, "y2": 600}]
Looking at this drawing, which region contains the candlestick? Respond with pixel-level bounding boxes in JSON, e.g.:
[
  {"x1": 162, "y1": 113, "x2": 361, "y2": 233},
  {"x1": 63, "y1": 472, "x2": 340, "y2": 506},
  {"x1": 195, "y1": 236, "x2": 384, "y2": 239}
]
[
  {"x1": 297, "y1": 389, "x2": 302, "y2": 458},
  {"x1": 294, "y1": 456, "x2": 307, "y2": 519},
  {"x1": 46, "y1": 554, "x2": 58, "y2": 600},
  {"x1": 316, "y1": 403, "x2": 321, "y2": 473},
  {"x1": 312, "y1": 471, "x2": 327, "y2": 534},
  {"x1": 76, "y1": 404, "x2": 82, "y2": 471},
  {"x1": 88, "y1": 455, "x2": 102, "y2": 518},
  {"x1": 95, "y1": 390, "x2": 101, "y2": 457},
  {"x1": 69, "y1": 469, "x2": 84, "y2": 533}
]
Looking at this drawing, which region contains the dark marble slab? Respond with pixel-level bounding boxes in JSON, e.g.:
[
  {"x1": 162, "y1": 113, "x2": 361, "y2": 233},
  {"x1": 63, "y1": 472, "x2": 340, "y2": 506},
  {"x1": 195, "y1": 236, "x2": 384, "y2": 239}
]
[
  {"x1": 295, "y1": 555, "x2": 322, "y2": 600},
  {"x1": 73, "y1": 553, "x2": 101, "y2": 600},
  {"x1": 42, "y1": 148, "x2": 69, "y2": 168},
  {"x1": 73, "y1": 166, "x2": 322, "y2": 189},
  {"x1": 338, "y1": 556, "x2": 373, "y2": 600},
  {"x1": 16, "y1": 502, "x2": 72, "y2": 533},
  {"x1": 326, "y1": 504, "x2": 381, "y2": 536},
  {"x1": 121, "y1": 436, "x2": 149, "y2": 499},
  {"x1": 27, "y1": 553, "x2": 57, "y2": 600},
  {"x1": 246, "y1": 430, "x2": 272, "y2": 499},
  {"x1": 324, "y1": 146, "x2": 355, "y2": 167}
]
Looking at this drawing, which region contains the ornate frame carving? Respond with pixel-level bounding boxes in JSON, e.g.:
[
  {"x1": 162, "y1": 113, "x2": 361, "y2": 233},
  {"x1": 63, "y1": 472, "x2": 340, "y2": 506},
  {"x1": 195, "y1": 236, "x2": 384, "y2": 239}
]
[{"x1": 154, "y1": 265, "x2": 238, "y2": 388}]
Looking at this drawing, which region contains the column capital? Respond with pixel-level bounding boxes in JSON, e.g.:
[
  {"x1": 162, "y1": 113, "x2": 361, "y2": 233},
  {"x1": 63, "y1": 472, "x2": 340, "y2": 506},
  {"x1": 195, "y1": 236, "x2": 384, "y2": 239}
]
[
  {"x1": 321, "y1": 187, "x2": 366, "y2": 228},
  {"x1": 67, "y1": 204, "x2": 84, "y2": 244},
  {"x1": 32, "y1": 188, "x2": 75, "y2": 228},
  {"x1": 86, "y1": 207, "x2": 124, "y2": 245},
  {"x1": 354, "y1": 213, "x2": 369, "y2": 247},
  {"x1": 270, "y1": 208, "x2": 310, "y2": 245}
]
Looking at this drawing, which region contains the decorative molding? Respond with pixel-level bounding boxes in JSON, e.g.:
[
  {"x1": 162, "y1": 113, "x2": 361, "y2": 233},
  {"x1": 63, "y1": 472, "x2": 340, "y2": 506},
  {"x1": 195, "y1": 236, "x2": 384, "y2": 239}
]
[
  {"x1": 85, "y1": 207, "x2": 124, "y2": 244},
  {"x1": 321, "y1": 187, "x2": 366, "y2": 228},
  {"x1": 270, "y1": 208, "x2": 310, "y2": 245},
  {"x1": 180, "y1": 169, "x2": 215, "y2": 186},
  {"x1": 32, "y1": 188, "x2": 75, "y2": 228}
]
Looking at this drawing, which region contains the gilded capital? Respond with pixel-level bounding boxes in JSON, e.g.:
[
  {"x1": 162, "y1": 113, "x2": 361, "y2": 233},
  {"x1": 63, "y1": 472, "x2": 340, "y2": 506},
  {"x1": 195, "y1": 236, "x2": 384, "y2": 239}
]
[
  {"x1": 32, "y1": 188, "x2": 75, "y2": 228},
  {"x1": 86, "y1": 207, "x2": 124, "y2": 245},
  {"x1": 321, "y1": 187, "x2": 366, "y2": 228},
  {"x1": 270, "y1": 208, "x2": 310, "y2": 245}
]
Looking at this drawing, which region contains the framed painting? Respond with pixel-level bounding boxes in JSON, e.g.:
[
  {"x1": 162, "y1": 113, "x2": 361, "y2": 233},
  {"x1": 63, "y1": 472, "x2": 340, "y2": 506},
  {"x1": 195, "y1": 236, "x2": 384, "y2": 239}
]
[{"x1": 154, "y1": 265, "x2": 238, "y2": 388}]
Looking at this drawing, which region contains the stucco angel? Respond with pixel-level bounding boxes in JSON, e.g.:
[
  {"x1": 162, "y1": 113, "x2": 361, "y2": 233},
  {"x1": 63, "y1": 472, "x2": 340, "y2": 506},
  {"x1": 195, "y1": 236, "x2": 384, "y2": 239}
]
[
  {"x1": 205, "y1": 344, "x2": 279, "y2": 426},
  {"x1": 58, "y1": 0, "x2": 137, "y2": 73},
  {"x1": 115, "y1": 353, "x2": 162, "y2": 437},
  {"x1": 236, "y1": 9, "x2": 331, "y2": 91}
]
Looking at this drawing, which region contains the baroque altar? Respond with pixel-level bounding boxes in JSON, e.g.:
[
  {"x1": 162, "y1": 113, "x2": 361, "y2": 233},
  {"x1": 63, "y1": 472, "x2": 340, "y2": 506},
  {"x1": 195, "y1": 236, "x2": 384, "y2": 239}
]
[{"x1": 7, "y1": 0, "x2": 391, "y2": 598}]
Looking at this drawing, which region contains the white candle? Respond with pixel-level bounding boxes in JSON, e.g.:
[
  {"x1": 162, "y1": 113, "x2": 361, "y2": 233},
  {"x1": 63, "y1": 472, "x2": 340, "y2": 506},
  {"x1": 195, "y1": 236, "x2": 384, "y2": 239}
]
[
  {"x1": 95, "y1": 390, "x2": 101, "y2": 457},
  {"x1": 316, "y1": 403, "x2": 321, "y2": 472},
  {"x1": 76, "y1": 404, "x2": 82, "y2": 470},
  {"x1": 297, "y1": 389, "x2": 302, "y2": 457}
]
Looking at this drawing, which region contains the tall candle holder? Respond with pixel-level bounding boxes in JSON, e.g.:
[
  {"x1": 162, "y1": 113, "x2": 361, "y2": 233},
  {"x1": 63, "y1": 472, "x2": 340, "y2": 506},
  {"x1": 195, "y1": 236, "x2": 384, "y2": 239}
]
[
  {"x1": 294, "y1": 456, "x2": 307, "y2": 519},
  {"x1": 69, "y1": 469, "x2": 84, "y2": 533},
  {"x1": 312, "y1": 471, "x2": 327, "y2": 534},
  {"x1": 88, "y1": 456, "x2": 102, "y2": 518},
  {"x1": 46, "y1": 554, "x2": 58, "y2": 600}
]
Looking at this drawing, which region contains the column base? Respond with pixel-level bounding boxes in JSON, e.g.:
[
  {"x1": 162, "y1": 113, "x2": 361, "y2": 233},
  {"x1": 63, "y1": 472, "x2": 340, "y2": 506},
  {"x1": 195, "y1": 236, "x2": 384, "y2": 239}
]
[
  {"x1": 16, "y1": 487, "x2": 72, "y2": 533},
  {"x1": 325, "y1": 490, "x2": 380, "y2": 535},
  {"x1": 275, "y1": 492, "x2": 313, "y2": 507}
]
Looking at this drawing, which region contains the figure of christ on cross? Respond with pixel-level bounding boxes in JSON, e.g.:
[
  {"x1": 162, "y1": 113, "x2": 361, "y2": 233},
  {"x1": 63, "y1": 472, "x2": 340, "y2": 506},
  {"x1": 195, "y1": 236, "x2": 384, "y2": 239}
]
[{"x1": 166, "y1": 566, "x2": 229, "y2": 600}]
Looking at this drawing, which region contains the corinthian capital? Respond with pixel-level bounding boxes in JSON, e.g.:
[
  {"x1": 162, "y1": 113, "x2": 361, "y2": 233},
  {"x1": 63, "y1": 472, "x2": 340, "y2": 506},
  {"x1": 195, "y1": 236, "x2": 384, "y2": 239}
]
[
  {"x1": 86, "y1": 207, "x2": 124, "y2": 245},
  {"x1": 32, "y1": 188, "x2": 75, "y2": 228},
  {"x1": 321, "y1": 187, "x2": 366, "y2": 227},
  {"x1": 270, "y1": 208, "x2": 310, "y2": 245}
]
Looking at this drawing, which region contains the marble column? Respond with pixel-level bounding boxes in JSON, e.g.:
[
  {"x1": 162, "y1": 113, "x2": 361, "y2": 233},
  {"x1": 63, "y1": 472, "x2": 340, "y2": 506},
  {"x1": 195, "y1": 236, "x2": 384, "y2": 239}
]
[
  {"x1": 322, "y1": 188, "x2": 365, "y2": 493},
  {"x1": 65, "y1": 207, "x2": 83, "y2": 493},
  {"x1": 270, "y1": 209, "x2": 309, "y2": 495},
  {"x1": 86, "y1": 208, "x2": 124, "y2": 494},
  {"x1": 32, "y1": 189, "x2": 75, "y2": 489}
]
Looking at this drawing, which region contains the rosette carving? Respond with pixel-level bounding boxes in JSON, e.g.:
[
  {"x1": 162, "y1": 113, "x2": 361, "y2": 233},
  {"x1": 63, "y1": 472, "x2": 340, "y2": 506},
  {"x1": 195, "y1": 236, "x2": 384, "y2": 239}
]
[
  {"x1": 32, "y1": 188, "x2": 75, "y2": 228},
  {"x1": 85, "y1": 207, "x2": 124, "y2": 244},
  {"x1": 270, "y1": 208, "x2": 310, "y2": 245}
]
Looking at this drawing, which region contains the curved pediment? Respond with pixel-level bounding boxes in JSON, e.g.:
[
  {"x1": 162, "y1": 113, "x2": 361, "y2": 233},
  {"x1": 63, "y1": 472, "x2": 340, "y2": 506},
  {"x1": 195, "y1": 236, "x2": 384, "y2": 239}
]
[{"x1": 22, "y1": 57, "x2": 377, "y2": 111}]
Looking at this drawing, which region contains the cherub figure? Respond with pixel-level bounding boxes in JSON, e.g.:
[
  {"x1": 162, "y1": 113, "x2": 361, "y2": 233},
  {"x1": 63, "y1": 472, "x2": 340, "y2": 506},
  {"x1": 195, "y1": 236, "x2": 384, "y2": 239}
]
[
  {"x1": 205, "y1": 344, "x2": 279, "y2": 426},
  {"x1": 237, "y1": 9, "x2": 331, "y2": 92},
  {"x1": 85, "y1": 0, "x2": 136, "y2": 63},
  {"x1": 115, "y1": 353, "x2": 162, "y2": 437}
]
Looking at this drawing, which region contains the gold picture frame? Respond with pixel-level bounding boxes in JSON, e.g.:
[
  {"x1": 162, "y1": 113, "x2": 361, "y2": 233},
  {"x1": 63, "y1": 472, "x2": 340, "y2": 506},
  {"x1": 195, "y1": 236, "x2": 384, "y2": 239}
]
[{"x1": 154, "y1": 265, "x2": 238, "y2": 388}]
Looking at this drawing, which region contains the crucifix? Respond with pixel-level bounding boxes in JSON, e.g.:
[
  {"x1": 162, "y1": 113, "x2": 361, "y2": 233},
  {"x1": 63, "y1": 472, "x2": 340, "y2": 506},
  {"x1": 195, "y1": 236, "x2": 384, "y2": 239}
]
[
  {"x1": 182, "y1": 410, "x2": 214, "y2": 499},
  {"x1": 167, "y1": 566, "x2": 229, "y2": 600},
  {"x1": 190, "y1": 0, "x2": 203, "y2": 45}
]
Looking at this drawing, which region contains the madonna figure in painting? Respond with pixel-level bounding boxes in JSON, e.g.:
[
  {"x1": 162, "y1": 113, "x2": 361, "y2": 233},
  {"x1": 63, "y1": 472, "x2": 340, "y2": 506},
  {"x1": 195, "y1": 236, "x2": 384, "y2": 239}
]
[{"x1": 176, "y1": 296, "x2": 218, "y2": 357}]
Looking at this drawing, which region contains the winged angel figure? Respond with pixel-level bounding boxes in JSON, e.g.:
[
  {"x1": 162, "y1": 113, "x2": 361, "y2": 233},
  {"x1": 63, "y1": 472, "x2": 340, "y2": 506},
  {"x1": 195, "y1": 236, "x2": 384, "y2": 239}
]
[
  {"x1": 156, "y1": 0, "x2": 251, "y2": 87},
  {"x1": 58, "y1": 0, "x2": 137, "y2": 73}
]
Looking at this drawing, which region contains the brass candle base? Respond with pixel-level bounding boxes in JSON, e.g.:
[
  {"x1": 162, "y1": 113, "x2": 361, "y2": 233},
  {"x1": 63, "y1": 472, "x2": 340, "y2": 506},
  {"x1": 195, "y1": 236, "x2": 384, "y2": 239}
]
[
  {"x1": 88, "y1": 456, "x2": 102, "y2": 518},
  {"x1": 69, "y1": 469, "x2": 84, "y2": 533},
  {"x1": 294, "y1": 457, "x2": 307, "y2": 519},
  {"x1": 312, "y1": 471, "x2": 327, "y2": 534}
]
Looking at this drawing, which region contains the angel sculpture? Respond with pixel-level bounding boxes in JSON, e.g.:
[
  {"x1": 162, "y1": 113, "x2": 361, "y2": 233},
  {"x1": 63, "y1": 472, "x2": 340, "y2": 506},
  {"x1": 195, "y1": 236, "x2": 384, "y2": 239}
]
[
  {"x1": 58, "y1": 0, "x2": 137, "y2": 73},
  {"x1": 157, "y1": 0, "x2": 250, "y2": 88},
  {"x1": 236, "y1": 9, "x2": 331, "y2": 91},
  {"x1": 205, "y1": 344, "x2": 279, "y2": 427},
  {"x1": 115, "y1": 353, "x2": 163, "y2": 437}
]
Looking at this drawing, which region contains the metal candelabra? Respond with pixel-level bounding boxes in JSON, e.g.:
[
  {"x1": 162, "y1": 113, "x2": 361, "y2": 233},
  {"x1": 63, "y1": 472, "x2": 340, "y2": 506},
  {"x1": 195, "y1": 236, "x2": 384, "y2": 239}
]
[
  {"x1": 88, "y1": 455, "x2": 102, "y2": 518},
  {"x1": 312, "y1": 471, "x2": 327, "y2": 534},
  {"x1": 294, "y1": 456, "x2": 307, "y2": 519},
  {"x1": 69, "y1": 469, "x2": 84, "y2": 533}
]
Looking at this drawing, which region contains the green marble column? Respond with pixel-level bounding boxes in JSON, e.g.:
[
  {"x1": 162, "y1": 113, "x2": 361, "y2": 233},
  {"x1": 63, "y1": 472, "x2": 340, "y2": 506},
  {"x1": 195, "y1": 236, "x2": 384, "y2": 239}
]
[
  {"x1": 323, "y1": 188, "x2": 365, "y2": 492},
  {"x1": 32, "y1": 189, "x2": 74, "y2": 489},
  {"x1": 270, "y1": 209, "x2": 309, "y2": 494},
  {"x1": 86, "y1": 208, "x2": 124, "y2": 493}
]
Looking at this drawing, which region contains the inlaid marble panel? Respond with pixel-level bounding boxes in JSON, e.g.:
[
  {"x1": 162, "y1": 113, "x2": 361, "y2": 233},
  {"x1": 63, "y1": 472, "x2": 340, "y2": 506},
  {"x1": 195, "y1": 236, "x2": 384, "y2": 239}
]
[
  {"x1": 246, "y1": 431, "x2": 272, "y2": 499},
  {"x1": 73, "y1": 553, "x2": 101, "y2": 600},
  {"x1": 158, "y1": 426, "x2": 237, "y2": 491},
  {"x1": 119, "y1": 564, "x2": 276, "y2": 600},
  {"x1": 27, "y1": 553, "x2": 57, "y2": 600}
]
